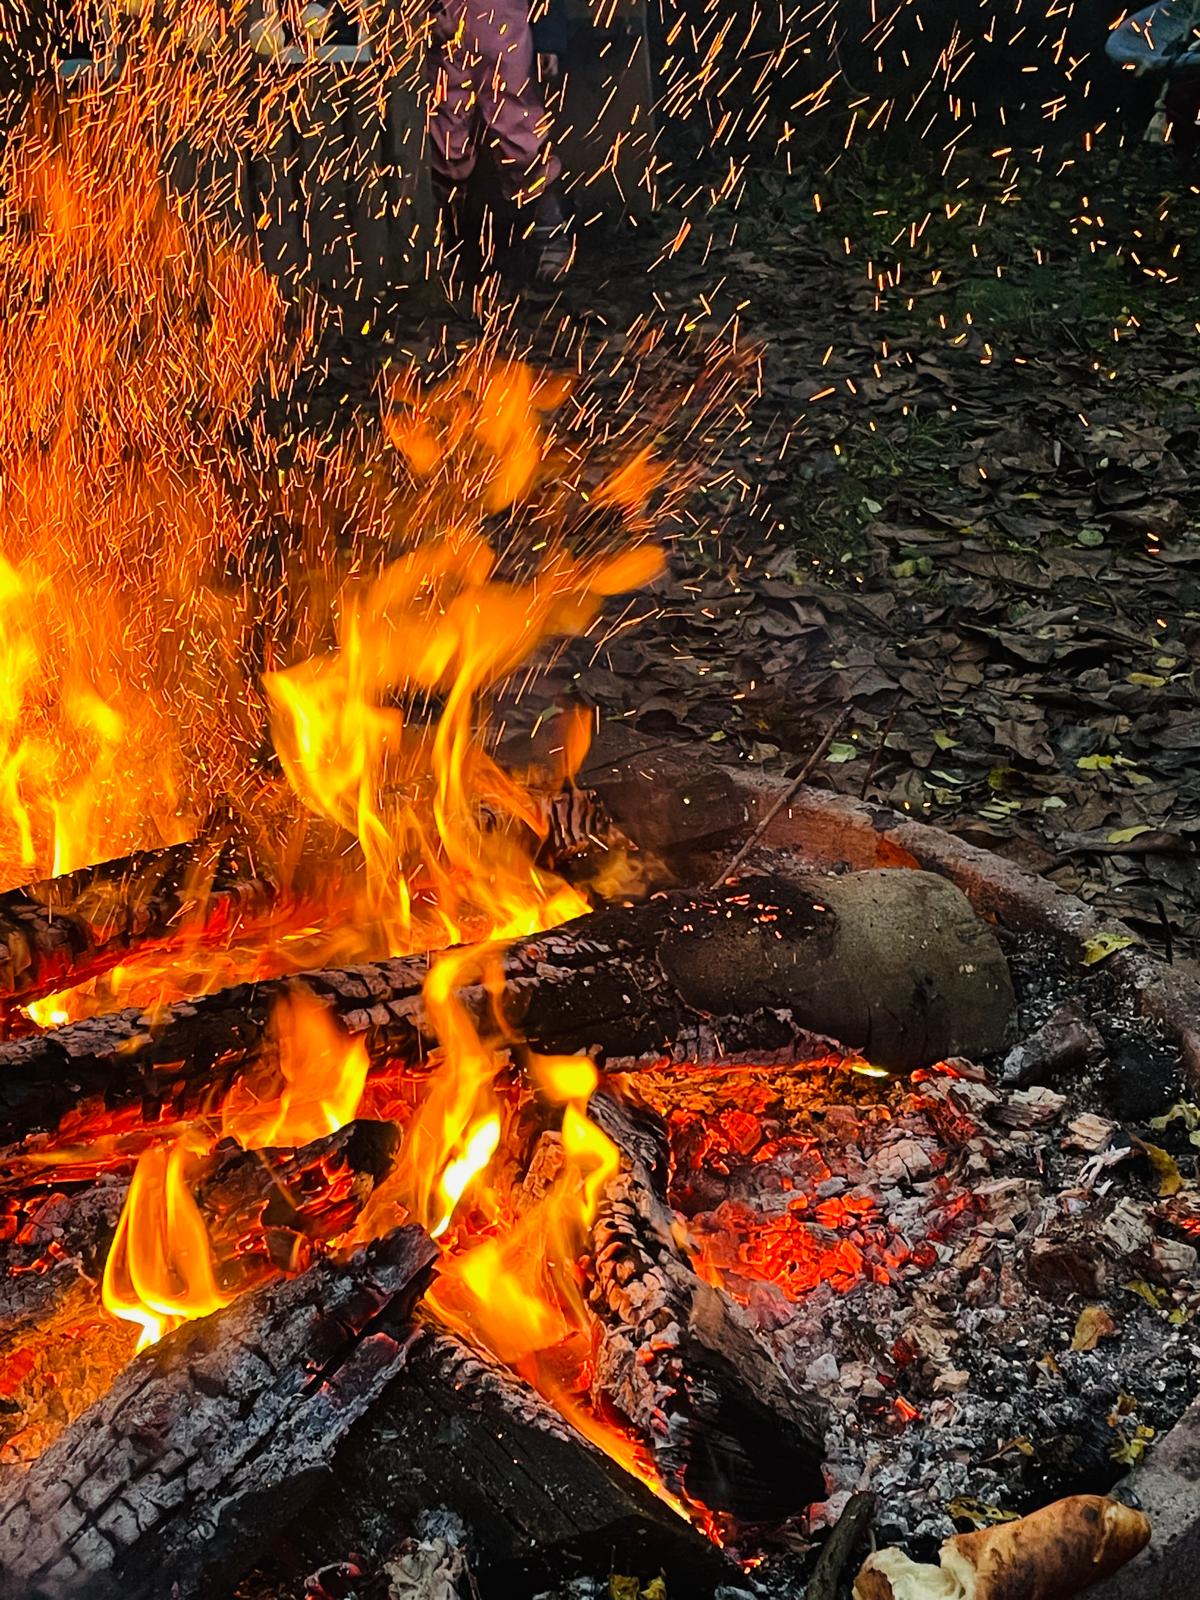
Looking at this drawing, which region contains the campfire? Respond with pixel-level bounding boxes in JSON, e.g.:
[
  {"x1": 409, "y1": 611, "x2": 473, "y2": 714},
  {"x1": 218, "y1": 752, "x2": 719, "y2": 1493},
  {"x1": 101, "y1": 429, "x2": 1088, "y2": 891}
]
[{"x1": 0, "y1": 16, "x2": 1195, "y2": 1600}]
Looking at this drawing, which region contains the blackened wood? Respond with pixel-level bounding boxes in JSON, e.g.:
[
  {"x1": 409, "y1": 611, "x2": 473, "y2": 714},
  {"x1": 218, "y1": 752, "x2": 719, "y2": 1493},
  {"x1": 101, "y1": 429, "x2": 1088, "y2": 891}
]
[
  {"x1": 0, "y1": 1119, "x2": 398, "y2": 1348},
  {"x1": 0, "y1": 783, "x2": 611, "y2": 1020},
  {"x1": 0, "y1": 870, "x2": 1010, "y2": 1153},
  {"x1": 259, "y1": 1324, "x2": 736, "y2": 1596},
  {"x1": 0, "y1": 1226, "x2": 437, "y2": 1600},
  {"x1": 0, "y1": 881, "x2": 816, "y2": 1152},
  {"x1": 0, "y1": 1179, "x2": 126, "y2": 1345},
  {"x1": 198, "y1": 1116, "x2": 402, "y2": 1294},
  {"x1": 806, "y1": 1491, "x2": 876, "y2": 1600},
  {"x1": 0, "y1": 825, "x2": 282, "y2": 1014},
  {"x1": 1000, "y1": 1000, "x2": 1105, "y2": 1087},
  {"x1": 587, "y1": 1092, "x2": 829, "y2": 1522}
]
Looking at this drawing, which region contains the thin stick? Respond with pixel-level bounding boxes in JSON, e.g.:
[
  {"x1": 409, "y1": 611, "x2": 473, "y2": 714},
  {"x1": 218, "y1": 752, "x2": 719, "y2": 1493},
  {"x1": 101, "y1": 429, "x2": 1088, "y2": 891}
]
[
  {"x1": 860, "y1": 705, "x2": 898, "y2": 800},
  {"x1": 805, "y1": 1489, "x2": 877, "y2": 1600},
  {"x1": 707, "y1": 709, "x2": 850, "y2": 891},
  {"x1": 1154, "y1": 898, "x2": 1174, "y2": 967}
]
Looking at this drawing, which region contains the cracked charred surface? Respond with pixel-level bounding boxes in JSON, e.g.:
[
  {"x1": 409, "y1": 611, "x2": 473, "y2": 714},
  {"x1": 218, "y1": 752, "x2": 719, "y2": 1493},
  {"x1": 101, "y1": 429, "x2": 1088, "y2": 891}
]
[
  {"x1": 0, "y1": 1226, "x2": 436, "y2": 1600},
  {"x1": 0, "y1": 783, "x2": 617, "y2": 1026},
  {"x1": 587, "y1": 1091, "x2": 829, "y2": 1523},
  {"x1": 252, "y1": 1323, "x2": 735, "y2": 1596},
  {"x1": 0, "y1": 1119, "x2": 404, "y2": 1465},
  {"x1": 0, "y1": 826, "x2": 284, "y2": 1020}
]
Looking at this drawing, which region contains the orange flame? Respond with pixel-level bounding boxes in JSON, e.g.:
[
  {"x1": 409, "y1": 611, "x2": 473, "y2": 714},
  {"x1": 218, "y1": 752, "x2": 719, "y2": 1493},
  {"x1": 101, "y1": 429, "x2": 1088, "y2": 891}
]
[
  {"x1": 6, "y1": 26, "x2": 674, "y2": 1511},
  {"x1": 222, "y1": 988, "x2": 370, "y2": 1151},
  {"x1": 103, "y1": 990, "x2": 369, "y2": 1344},
  {"x1": 0, "y1": 87, "x2": 286, "y2": 892},
  {"x1": 101, "y1": 1135, "x2": 230, "y2": 1352}
]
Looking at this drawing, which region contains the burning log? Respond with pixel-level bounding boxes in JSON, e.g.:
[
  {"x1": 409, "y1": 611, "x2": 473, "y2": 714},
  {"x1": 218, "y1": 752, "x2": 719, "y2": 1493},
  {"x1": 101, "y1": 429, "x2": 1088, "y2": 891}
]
[
  {"x1": 587, "y1": 1091, "x2": 829, "y2": 1521},
  {"x1": 0, "y1": 872, "x2": 1012, "y2": 1153},
  {"x1": 0, "y1": 1226, "x2": 437, "y2": 1600},
  {"x1": 0, "y1": 823, "x2": 282, "y2": 1018},
  {"x1": 0, "y1": 782, "x2": 618, "y2": 1025},
  {"x1": 0, "y1": 1121, "x2": 402, "y2": 1463},
  {"x1": 0, "y1": 1120, "x2": 399, "y2": 1339},
  {"x1": 258, "y1": 1324, "x2": 737, "y2": 1596},
  {"x1": 0, "y1": 1181, "x2": 126, "y2": 1347}
]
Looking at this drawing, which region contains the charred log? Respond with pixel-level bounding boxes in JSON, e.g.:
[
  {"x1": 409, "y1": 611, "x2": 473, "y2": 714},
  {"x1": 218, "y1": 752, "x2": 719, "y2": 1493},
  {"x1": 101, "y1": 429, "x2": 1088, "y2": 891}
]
[
  {"x1": 0, "y1": 1226, "x2": 437, "y2": 1600},
  {"x1": 0, "y1": 784, "x2": 617, "y2": 1022},
  {"x1": 0, "y1": 824, "x2": 283, "y2": 1018},
  {"x1": 0, "y1": 1121, "x2": 402, "y2": 1464},
  {"x1": 0, "y1": 873, "x2": 1012, "y2": 1153},
  {"x1": 256, "y1": 1324, "x2": 737, "y2": 1597},
  {"x1": 587, "y1": 1091, "x2": 829, "y2": 1523}
]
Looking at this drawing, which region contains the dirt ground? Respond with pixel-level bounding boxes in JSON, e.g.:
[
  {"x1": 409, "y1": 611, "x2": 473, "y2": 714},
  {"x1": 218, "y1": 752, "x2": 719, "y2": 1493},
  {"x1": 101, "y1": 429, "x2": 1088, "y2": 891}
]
[{"x1": 319, "y1": 131, "x2": 1200, "y2": 961}]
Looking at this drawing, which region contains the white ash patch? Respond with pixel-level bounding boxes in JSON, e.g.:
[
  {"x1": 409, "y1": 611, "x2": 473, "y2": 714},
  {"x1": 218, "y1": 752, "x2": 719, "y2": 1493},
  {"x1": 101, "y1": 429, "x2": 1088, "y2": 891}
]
[{"x1": 630, "y1": 1024, "x2": 1200, "y2": 1557}]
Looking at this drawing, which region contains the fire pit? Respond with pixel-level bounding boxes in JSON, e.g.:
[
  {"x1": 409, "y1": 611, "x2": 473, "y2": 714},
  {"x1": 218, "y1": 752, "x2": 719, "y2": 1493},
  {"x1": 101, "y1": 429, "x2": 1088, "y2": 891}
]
[
  {"x1": 0, "y1": 23, "x2": 1197, "y2": 1597},
  {"x1": 0, "y1": 741, "x2": 1197, "y2": 1600}
]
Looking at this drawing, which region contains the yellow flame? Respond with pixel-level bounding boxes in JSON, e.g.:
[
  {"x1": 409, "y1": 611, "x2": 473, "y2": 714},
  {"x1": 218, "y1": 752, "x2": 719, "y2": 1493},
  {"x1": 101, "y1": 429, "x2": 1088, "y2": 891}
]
[
  {"x1": 433, "y1": 1114, "x2": 502, "y2": 1238},
  {"x1": 101, "y1": 1135, "x2": 230, "y2": 1352},
  {"x1": 104, "y1": 990, "x2": 368, "y2": 1344},
  {"x1": 222, "y1": 988, "x2": 370, "y2": 1151}
]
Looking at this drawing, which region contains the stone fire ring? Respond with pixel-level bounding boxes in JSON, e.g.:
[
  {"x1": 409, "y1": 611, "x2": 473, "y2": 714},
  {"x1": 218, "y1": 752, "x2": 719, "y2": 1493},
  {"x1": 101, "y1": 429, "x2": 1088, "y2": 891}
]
[{"x1": 585, "y1": 742, "x2": 1200, "y2": 1599}]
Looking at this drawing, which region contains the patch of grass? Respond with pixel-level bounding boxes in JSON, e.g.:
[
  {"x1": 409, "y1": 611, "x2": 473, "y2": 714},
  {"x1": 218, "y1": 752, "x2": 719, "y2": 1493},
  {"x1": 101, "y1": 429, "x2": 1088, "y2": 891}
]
[
  {"x1": 775, "y1": 409, "x2": 966, "y2": 579},
  {"x1": 948, "y1": 254, "x2": 1150, "y2": 347}
]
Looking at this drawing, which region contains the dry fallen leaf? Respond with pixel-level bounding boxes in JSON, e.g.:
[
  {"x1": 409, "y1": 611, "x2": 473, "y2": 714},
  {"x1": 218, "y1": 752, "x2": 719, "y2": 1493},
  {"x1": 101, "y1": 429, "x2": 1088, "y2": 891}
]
[
  {"x1": 1071, "y1": 1304, "x2": 1118, "y2": 1352},
  {"x1": 1081, "y1": 931, "x2": 1137, "y2": 966},
  {"x1": 1133, "y1": 1137, "x2": 1184, "y2": 1197}
]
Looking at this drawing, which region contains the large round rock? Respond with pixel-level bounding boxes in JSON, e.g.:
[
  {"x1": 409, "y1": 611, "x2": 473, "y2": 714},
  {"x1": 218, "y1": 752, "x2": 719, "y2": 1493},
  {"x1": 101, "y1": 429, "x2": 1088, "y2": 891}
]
[{"x1": 656, "y1": 869, "x2": 1014, "y2": 1073}]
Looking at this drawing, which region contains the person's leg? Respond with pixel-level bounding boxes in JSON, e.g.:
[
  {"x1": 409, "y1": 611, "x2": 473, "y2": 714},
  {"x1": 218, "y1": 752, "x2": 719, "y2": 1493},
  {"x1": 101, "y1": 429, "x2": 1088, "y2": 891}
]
[
  {"x1": 428, "y1": 0, "x2": 482, "y2": 193},
  {"x1": 461, "y1": 0, "x2": 562, "y2": 205},
  {"x1": 1165, "y1": 70, "x2": 1200, "y2": 163},
  {"x1": 460, "y1": 0, "x2": 572, "y2": 280}
]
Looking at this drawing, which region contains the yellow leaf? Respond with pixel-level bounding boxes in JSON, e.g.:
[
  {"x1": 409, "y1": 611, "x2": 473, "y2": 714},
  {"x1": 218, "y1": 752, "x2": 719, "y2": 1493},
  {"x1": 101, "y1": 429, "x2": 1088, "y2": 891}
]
[
  {"x1": 1077, "y1": 753, "x2": 1137, "y2": 772},
  {"x1": 947, "y1": 1497, "x2": 1022, "y2": 1527},
  {"x1": 1106, "y1": 825, "x2": 1151, "y2": 844},
  {"x1": 1072, "y1": 1304, "x2": 1117, "y2": 1351},
  {"x1": 933, "y1": 731, "x2": 960, "y2": 750},
  {"x1": 1124, "y1": 1279, "x2": 1170, "y2": 1310},
  {"x1": 1082, "y1": 931, "x2": 1136, "y2": 966},
  {"x1": 641, "y1": 1580, "x2": 668, "y2": 1600},
  {"x1": 1135, "y1": 1138, "x2": 1183, "y2": 1197},
  {"x1": 610, "y1": 1580, "x2": 640, "y2": 1600},
  {"x1": 1127, "y1": 673, "x2": 1166, "y2": 688}
]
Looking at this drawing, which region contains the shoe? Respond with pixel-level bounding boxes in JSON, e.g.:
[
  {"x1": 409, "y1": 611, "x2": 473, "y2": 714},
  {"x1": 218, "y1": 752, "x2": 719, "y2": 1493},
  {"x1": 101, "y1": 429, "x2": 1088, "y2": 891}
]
[{"x1": 528, "y1": 184, "x2": 574, "y2": 285}]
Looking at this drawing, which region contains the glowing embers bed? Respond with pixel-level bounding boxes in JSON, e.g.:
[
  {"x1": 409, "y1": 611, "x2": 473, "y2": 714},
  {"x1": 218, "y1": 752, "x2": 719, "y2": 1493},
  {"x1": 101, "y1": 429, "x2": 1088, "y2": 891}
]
[{"x1": 2, "y1": 970, "x2": 1198, "y2": 1600}]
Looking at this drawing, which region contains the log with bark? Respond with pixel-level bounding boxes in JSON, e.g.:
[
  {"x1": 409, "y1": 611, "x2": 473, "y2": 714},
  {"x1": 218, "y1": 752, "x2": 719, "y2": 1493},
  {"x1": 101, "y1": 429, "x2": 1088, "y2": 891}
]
[
  {"x1": 0, "y1": 822, "x2": 284, "y2": 1020},
  {"x1": 0, "y1": 1120, "x2": 402, "y2": 1465},
  {"x1": 254, "y1": 1324, "x2": 737, "y2": 1597},
  {"x1": 0, "y1": 1119, "x2": 399, "y2": 1343},
  {"x1": 0, "y1": 783, "x2": 617, "y2": 1022},
  {"x1": 0, "y1": 872, "x2": 1013, "y2": 1154},
  {"x1": 0, "y1": 1226, "x2": 438, "y2": 1600},
  {"x1": 587, "y1": 1091, "x2": 830, "y2": 1521}
]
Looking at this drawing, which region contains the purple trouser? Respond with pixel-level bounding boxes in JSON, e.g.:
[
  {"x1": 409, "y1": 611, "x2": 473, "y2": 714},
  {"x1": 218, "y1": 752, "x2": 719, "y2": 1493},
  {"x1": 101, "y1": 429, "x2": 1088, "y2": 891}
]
[{"x1": 428, "y1": 0, "x2": 561, "y2": 203}]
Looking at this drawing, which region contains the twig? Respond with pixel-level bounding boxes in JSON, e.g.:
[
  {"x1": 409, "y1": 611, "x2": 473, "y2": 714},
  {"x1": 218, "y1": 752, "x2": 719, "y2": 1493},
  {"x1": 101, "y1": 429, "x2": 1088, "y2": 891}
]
[
  {"x1": 805, "y1": 1490, "x2": 877, "y2": 1600},
  {"x1": 860, "y1": 706, "x2": 898, "y2": 800},
  {"x1": 707, "y1": 709, "x2": 850, "y2": 891},
  {"x1": 1154, "y1": 898, "x2": 1174, "y2": 966}
]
